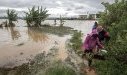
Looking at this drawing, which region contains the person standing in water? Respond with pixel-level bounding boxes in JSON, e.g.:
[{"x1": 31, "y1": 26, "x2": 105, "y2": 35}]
[{"x1": 54, "y1": 19, "x2": 57, "y2": 25}]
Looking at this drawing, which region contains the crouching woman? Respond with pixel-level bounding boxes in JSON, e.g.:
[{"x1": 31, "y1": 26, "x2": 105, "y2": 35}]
[{"x1": 82, "y1": 29, "x2": 103, "y2": 67}]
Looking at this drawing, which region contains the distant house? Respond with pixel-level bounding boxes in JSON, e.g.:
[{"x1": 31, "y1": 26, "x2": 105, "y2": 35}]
[
  {"x1": 88, "y1": 14, "x2": 96, "y2": 20},
  {"x1": 79, "y1": 11, "x2": 102, "y2": 20},
  {"x1": 88, "y1": 13, "x2": 101, "y2": 20},
  {"x1": 78, "y1": 11, "x2": 101, "y2": 20},
  {"x1": 78, "y1": 15, "x2": 88, "y2": 19}
]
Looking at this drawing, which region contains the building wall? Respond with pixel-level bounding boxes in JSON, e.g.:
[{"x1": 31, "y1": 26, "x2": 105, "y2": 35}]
[{"x1": 79, "y1": 15, "x2": 88, "y2": 19}]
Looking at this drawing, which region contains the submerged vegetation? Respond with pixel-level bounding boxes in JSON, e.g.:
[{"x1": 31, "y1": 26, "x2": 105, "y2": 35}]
[
  {"x1": 27, "y1": 26, "x2": 74, "y2": 36},
  {"x1": 25, "y1": 6, "x2": 49, "y2": 27}
]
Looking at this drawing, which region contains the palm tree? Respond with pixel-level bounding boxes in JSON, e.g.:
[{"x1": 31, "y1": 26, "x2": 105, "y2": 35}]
[
  {"x1": 24, "y1": 6, "x2": 49, "y2": 27},
  {"x1": 7, "y1": 9, "x2": 17, "y2": 26}
]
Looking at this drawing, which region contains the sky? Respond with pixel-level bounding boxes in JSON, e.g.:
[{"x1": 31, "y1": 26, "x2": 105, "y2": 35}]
[{"x1": 0, "y1": 0, "x2": 114, "y2": 17}]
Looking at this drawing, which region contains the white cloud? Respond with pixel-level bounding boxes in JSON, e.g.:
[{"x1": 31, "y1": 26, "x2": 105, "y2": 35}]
[
  {"x1": 47, "y1": 7, "x2": 67, "y2": 15},
  {"x1": 0, "y1": 0, "x2": 114, "y2": 17},
  {"x1": 0, "y1": 6, "x2": 27, "y2": 11},
  {"x1": 56, "y1": 1, "x2": 63, "y2": 5}
]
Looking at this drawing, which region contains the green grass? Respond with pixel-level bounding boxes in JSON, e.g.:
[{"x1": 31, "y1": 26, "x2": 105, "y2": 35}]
[
  {"x1": 45, "y1": 61, "x2": 77, "y2": 75},
  {"x1": 93, "y1": 59, "x2": 127, "y2": 75},
  {"x1": 68, "y1": 31, "x2": 83, "y2": 55}
]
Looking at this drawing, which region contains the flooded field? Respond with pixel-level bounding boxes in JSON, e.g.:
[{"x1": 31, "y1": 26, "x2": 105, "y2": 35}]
[{"x1": 0, "y1": 19, "x2": 94, "y2": 68}]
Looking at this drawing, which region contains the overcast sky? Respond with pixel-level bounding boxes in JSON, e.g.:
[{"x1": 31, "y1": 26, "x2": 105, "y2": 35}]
[{"x1": 0, "y1": 0, "x2": 114, "y2": 17}]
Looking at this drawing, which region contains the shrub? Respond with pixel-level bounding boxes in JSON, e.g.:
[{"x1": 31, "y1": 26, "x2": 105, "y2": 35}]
[
  {"x1": 69, "y1": 31, "x2": 83, "y2": 54},
  {"x1": 6, "y1": 9, "x2": 17, "y2": 26},
  {"x1": 25, "y1": 6, "x2": 49, "y2": 27}
]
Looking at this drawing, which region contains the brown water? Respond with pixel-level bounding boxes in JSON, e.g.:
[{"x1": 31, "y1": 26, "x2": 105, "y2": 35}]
[{"x1": 0, "y1": 19, "x2": 94, "y2": 68}]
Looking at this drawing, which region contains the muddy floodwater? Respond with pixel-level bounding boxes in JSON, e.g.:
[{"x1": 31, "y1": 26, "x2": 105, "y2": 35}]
[{"x1": 0, "y1": 19, "x2": 94, "y2": 68}]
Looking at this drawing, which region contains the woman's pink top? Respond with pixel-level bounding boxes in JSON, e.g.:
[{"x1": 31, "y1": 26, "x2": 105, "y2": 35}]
[{"x1": 83, "y1": 34, "x2": 103, "y2": 50}]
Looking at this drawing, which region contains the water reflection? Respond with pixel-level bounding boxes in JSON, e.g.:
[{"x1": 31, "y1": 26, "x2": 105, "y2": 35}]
[
  {"x1": 10, "y1": 27, "x2": 21, "y2": 40},
  {"x1": 27, "y1": 27, "x2": 49, "y2": 42},
  {"x1": 5, "y1": 27, "x2": 21, "y2": 40}
]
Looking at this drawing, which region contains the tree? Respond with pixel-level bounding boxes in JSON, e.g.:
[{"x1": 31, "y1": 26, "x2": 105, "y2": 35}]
[
  {"x1": 25, "y1": 6, "x2": 49, "y2": 27},
  {"x1": 100, "y1": 0, "x2": 127, "y2": 26},
  {"x1": 7, "y1": 9, "x2": 17, "y2": 26}
]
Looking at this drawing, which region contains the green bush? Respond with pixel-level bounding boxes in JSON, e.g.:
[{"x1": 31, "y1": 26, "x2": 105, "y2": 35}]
[
  {"x1": 69, "y1": 31, "x2": 83, "y2": 54},
  {"x1": 25, "y1": 6, "x2": 49, "y2": 27},
  {"x1": 95, "y1": 0, "x2": 127, "y2": 75},
  {"x1": 6, "y1": 9, "x2": 17, "y2": 26}
]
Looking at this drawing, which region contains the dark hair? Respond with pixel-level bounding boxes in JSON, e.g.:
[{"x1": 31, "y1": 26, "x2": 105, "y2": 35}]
[{"x1": 94, "y1": 22, "x2": 97, "y2": 26}]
